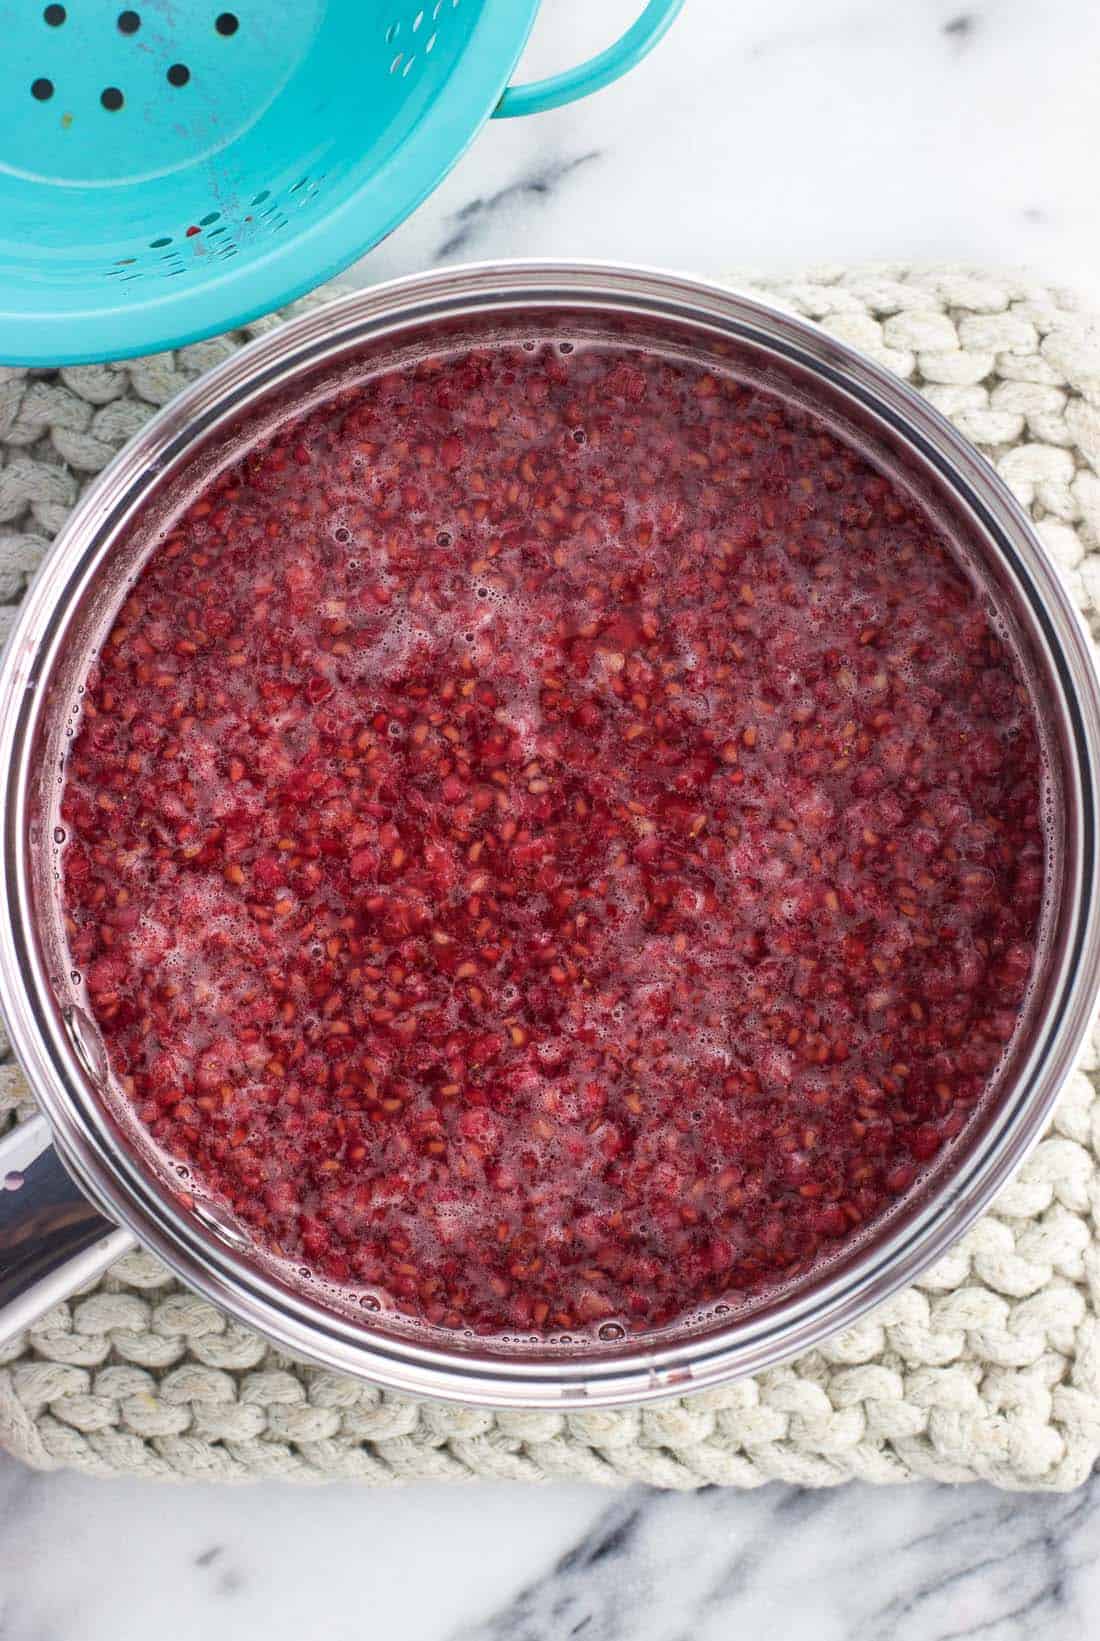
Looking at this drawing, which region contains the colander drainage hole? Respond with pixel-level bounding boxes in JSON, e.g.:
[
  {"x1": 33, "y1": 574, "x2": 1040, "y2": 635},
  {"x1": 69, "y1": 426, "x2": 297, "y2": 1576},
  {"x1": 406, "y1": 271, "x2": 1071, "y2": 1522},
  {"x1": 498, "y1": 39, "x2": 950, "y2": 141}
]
[
  {"x1": 101, "y1": 86, "x2": 124, "y2": 110},
  {"x1": 117, "y1": 9, "x2": 140, "y2": 32},
  {"x1": 31, "y1": 77, "x2": 53, "y2": 100},
  {"x1": 216, "y1": 12, "x2": 239, "y2": 34},
  {"x1": 167, "y1": 63, "x2": 190, "y2": 87},
  {"x1": 44, "y1": 4, "x2": 66, "y2": 24}
]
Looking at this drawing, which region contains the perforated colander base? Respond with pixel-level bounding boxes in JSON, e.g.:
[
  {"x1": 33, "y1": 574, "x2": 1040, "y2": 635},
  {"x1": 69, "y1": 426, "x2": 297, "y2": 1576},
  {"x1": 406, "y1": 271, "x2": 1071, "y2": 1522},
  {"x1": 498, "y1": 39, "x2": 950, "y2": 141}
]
[
  {"x1": 3, "y1": 2, "x2": 473, "y2": 280},
  {"x1": 0, "y1": 0, "x2": 541, "y2": 363},
  {"x1": 8, "y1": 3, "x2": 324, "y2": 186}
]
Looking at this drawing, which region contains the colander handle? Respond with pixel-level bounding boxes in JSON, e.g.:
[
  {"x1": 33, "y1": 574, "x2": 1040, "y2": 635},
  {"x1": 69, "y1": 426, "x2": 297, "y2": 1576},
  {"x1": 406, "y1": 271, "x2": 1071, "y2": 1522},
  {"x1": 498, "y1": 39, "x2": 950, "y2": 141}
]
[{"x1": 493, "y1": 0, "x2": 685, "y2": 119}]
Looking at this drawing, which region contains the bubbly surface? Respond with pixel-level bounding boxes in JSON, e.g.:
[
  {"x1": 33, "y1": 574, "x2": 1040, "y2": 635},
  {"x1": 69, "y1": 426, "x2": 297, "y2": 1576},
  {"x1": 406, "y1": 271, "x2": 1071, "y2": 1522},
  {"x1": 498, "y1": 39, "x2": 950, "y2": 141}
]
[{"x1": 61, "y1": 341, "x2": 1045, "y2": 1335}]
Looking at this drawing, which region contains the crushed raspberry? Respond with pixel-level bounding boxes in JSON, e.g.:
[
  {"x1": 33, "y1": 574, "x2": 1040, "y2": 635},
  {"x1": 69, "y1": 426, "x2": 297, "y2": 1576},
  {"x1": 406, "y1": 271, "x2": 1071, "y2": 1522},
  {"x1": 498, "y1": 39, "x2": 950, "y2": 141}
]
[{"x1": 60, "y1": 340, "x2": 1045, "y2": 1336}]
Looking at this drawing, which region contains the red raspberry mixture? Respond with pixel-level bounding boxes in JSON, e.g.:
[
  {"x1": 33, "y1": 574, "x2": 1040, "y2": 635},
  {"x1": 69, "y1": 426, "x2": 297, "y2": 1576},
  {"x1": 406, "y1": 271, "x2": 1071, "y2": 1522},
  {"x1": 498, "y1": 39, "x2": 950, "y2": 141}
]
[{"x1": 61, "y1": 341, "x2": 1045, "y2": 1336}]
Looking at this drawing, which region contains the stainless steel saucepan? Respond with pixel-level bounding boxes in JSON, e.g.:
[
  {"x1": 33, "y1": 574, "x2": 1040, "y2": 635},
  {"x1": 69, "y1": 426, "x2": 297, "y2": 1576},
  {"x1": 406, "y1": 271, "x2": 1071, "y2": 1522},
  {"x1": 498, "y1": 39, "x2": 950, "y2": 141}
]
[{"x1": 2, "y1": 263, "x2": 1099, "y2": 1408}]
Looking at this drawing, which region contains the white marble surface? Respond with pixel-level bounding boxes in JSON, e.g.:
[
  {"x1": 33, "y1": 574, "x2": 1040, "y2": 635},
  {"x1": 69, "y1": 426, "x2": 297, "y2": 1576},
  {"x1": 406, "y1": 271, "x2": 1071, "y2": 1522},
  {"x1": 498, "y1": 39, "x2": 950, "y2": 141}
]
[
  {"x1": 4, "y1": 0, "x2": 1100, "y2": 1636},
  {"x1": 3, "y1": 1463, "x2": 1100, "y2": 1640},
  {"x1": 356, "y1": 0, "x2": 1100, "y2": 295}
]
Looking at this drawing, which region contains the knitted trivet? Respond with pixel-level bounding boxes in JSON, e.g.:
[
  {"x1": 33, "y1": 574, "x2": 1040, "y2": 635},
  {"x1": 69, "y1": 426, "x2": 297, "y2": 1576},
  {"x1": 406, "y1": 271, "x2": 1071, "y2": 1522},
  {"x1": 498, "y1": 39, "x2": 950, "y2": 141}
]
[{"x1": 3, "y1": 266, "x2": 1100, "y2": 1491}]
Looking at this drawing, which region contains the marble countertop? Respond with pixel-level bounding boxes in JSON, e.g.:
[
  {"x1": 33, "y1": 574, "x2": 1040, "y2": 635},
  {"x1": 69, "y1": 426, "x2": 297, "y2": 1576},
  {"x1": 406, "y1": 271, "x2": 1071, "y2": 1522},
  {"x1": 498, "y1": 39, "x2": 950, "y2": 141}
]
[
  {"x1": 4, "y1": 0, "x2": 1100, "y2": 1636},
  {"x1": 354, "y1": 0, "x2": 1100, "y2": 293},
  {"x1": 3, "y1": 1464, "x2": 1099, "y2": 1640}
]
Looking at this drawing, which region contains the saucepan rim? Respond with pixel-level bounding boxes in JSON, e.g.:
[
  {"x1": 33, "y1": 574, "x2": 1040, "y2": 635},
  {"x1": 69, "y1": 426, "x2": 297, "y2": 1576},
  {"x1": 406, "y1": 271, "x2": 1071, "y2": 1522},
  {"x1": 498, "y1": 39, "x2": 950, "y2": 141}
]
[{"x1": 2, "y1": 260, "x2": 1098, "y2": 1407}]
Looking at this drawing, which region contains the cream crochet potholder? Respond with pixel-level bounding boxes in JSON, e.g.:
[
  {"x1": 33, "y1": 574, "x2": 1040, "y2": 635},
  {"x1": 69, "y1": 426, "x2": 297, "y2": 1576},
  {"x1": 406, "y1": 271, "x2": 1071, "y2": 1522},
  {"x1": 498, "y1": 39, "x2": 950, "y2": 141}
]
[{"x1": 3, "y1": 266, "x2": 1100, "y2": 1491}]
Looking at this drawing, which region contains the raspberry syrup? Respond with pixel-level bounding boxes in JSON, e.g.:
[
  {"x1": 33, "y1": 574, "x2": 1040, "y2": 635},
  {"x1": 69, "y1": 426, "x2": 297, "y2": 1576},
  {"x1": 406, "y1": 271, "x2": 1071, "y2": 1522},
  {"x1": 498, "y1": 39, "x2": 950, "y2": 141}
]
[{"x1": 60, "y1": 340, "x2": 1046, "y2": 1336}]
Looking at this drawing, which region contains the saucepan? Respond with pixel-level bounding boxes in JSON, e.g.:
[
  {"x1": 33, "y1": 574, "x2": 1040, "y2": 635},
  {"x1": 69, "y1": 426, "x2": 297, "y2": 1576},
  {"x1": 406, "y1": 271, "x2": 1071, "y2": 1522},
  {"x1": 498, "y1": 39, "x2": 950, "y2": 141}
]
[{"x1": 1, "y1": 263, "x2": 1099, "y2": 1408}]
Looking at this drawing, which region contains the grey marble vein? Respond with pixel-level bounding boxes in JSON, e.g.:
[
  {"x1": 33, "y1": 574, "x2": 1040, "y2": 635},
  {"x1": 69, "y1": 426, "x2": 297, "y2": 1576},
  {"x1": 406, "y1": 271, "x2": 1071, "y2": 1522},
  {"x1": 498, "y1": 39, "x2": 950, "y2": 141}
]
[
  {"x1": 452, "y1": 1479, "x2": 1100, "y2": 1641},
  {"x1": 434, "y1": 152, "x2": 603, "y2": 262},
  {"x1": 942, "y1": 13, "x2": 982, "y2": 46}
]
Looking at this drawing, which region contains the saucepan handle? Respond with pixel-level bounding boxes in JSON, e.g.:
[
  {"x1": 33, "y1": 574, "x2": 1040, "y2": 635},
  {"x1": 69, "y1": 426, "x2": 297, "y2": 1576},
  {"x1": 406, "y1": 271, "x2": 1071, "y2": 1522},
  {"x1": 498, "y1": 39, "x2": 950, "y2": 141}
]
[{"x1": 0, "y1": 1113, "x2": 135, "y2": 1344}]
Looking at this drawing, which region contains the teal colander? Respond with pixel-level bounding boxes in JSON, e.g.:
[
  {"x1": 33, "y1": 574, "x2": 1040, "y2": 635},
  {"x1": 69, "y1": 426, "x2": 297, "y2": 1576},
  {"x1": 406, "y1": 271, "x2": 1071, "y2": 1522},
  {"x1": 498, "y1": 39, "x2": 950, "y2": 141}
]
[{"x1": 1, "y1": 0, "x2": 684, "y2": 366}]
